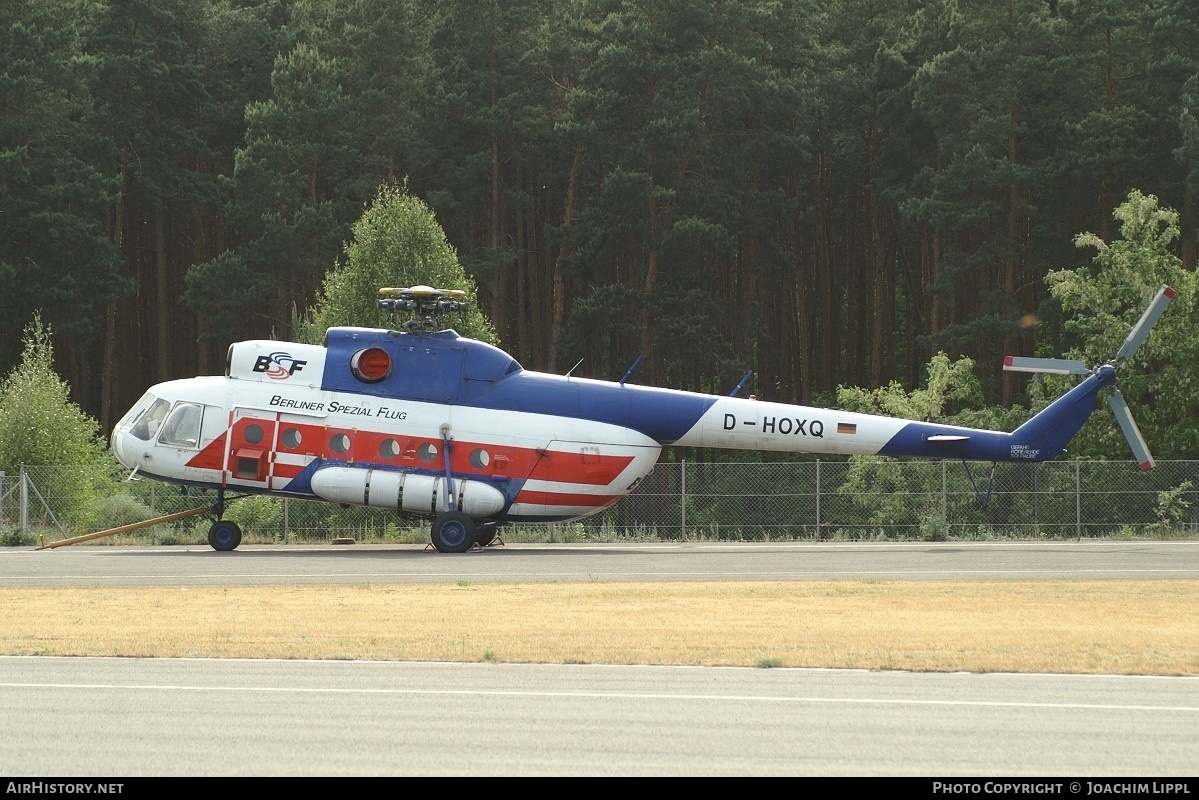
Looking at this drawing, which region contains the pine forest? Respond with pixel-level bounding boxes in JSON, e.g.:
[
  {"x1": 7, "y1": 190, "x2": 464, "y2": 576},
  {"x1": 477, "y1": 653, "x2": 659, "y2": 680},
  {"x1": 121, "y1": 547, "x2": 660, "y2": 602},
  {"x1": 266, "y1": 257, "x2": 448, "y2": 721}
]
[{"x1": 2, "y1": 0, "x2": 1197, "y2": 457}]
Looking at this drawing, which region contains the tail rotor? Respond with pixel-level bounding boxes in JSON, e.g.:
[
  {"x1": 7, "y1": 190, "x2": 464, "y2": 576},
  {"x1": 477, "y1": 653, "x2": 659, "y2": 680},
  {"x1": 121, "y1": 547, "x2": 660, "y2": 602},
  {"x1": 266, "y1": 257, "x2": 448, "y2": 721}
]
[{"x1": 1004, "y1": 284, "x2": 1175, "y2": 471}]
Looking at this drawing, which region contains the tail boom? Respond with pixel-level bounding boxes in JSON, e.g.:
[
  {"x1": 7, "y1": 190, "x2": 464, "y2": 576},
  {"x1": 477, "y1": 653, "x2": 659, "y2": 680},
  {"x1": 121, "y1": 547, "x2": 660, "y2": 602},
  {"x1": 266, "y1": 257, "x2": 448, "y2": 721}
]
[{"x1": 670, "y1": 367, "x2": 1113, "y2": 464}]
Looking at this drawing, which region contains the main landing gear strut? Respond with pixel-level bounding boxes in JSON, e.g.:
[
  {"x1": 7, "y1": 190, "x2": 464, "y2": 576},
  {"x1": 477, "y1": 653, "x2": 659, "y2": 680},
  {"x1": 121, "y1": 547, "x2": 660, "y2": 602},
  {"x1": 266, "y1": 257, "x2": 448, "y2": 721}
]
[
  {"x1": 427, "y1": 429, "x2": 503, "y2": 553},
  {"x1": 206, "y1": 488, "x2": 243, "y2": 551}
]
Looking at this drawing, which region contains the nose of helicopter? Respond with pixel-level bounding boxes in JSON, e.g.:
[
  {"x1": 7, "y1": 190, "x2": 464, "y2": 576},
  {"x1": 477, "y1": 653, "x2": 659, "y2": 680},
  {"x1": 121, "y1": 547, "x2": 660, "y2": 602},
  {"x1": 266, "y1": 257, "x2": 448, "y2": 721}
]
[
  {"x1": 108, "y1": 393, "x2": 166, "y2": 472},
  {"x1": 110, "y1": 425, "x2": 136, "y2": 470}
]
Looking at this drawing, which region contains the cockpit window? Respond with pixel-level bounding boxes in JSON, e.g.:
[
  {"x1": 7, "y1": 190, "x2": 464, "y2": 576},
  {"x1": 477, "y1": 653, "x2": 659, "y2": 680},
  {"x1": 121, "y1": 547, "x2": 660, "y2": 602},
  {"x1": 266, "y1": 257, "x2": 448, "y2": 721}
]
[
  {"x1": 159, "y1": 402, "x2": 204, "y2": 449},
  {"x1": 128, "y1": 398, "x2": 172, "y2": 442}
]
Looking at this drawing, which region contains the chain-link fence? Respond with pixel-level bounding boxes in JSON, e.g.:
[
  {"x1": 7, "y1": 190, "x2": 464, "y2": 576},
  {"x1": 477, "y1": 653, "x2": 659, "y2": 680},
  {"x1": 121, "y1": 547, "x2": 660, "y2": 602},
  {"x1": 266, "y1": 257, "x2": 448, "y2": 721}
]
[{"x1": 3, "y1": 459, "x2": 1197, "y2": 547}]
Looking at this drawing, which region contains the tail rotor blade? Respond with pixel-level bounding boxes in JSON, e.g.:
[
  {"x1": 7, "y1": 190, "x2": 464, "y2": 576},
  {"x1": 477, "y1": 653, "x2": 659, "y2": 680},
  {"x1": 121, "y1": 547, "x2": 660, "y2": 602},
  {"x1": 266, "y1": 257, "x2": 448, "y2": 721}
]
[
  {"x1": 1116, "y1": 284, "x2": 1175, "y2": 361},
  {"x1": 1003, "y1": 356, "x2": 1089, "y2": 375},
  {"x1": 1108, "y1": 390, "x2": 1154, "y2": 471}
]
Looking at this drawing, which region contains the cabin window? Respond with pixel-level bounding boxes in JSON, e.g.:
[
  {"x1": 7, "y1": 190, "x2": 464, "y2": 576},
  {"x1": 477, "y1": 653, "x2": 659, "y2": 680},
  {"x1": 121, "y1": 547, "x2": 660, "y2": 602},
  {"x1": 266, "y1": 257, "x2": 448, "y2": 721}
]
[
  {"x1": 380, "y1": 439, "x2": 400, "y2": 459},
  {"x1": 242, "y1": 423, "x2": 265, "y2": 445},
  {"x1": 330, "y1": 433, "x2": 351, "y2": 454},
  {"x1": 159, "y1": 402, "x2": 203, "y2": 449},
  {"x1": 469, "y1": 448, "x2": 490, "y2": 468},
  {"x1": 281, "y1": 428, "x2": 302, "y2": 449},
  {"x1": 417, "y1": 443, "x2": 438, "y2": 463}
]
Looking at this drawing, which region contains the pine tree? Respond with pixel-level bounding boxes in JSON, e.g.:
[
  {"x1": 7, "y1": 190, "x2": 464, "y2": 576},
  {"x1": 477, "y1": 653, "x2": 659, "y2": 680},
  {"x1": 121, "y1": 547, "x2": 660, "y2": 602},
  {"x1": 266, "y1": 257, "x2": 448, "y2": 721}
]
[{"x1": 295, "y1": 182, "x2": 498, "y2": 344}]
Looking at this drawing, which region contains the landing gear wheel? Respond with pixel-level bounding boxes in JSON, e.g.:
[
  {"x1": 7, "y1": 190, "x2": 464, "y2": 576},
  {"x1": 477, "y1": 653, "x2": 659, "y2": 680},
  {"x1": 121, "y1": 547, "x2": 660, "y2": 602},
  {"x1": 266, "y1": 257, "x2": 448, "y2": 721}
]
[
  {"x1": 208, "y1": 520, "x2": 243, "y2": 551},
  {"x1": 430, "y1": 511, "x2": 477, "y2": 553}
]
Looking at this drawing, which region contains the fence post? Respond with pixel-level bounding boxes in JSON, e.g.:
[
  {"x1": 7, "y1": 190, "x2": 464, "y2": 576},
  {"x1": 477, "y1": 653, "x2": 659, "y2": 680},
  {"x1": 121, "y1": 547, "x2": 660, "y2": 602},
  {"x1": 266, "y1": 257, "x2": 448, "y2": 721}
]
[
  {"x1": 815, "y1": 460, "x2": 821, "y2": 538},
  {"x1": 941, "y1": 460, "x2": 947, "y2": 533},
  {"x1": 1075, "y1": 459, "x2": 1082, "y2": 540},
  {"x1": 680, "y1": 459, "x2": 686, "y2": 539},
  {"x1": 20, "y1": 464, "x2": 28, "y2": 534}
]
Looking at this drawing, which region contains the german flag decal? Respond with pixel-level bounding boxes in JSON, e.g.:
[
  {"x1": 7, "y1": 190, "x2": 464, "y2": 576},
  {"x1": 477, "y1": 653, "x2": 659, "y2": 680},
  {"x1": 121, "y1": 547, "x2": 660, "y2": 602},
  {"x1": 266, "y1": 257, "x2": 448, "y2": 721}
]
[{"x1": 837, "y1": 422, "x2": 857, "y2": 434}]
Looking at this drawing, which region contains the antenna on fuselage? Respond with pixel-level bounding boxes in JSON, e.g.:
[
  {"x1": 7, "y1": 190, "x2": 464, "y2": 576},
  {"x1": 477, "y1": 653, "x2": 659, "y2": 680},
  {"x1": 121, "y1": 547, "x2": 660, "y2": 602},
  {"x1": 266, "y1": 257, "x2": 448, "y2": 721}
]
[
  {"x1": 619, "y1": 355, "x2": 643, "y2": 385},
  {"x1": 729, "y1": 370, "x2": 753, "y2": 397},
  {"x1": 377, "y1": 285, "x2": 470, "y2": 331}
]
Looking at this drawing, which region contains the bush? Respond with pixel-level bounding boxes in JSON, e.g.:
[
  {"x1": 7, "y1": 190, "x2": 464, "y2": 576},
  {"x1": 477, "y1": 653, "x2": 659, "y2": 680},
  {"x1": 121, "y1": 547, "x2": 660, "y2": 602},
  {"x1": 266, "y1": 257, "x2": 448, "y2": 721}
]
[
  {"x1": 224, "y1": 495, "x2": 285, "y2": 542},
  {"x1": 0, "y1": 317, "x2": 114, "y2": 531},
  {"x1": 91, "y1": 493, "x2": 155, "y2": 531},
  {"x1": 0, "y1": 526, "x2": 34, "y2": 547}
]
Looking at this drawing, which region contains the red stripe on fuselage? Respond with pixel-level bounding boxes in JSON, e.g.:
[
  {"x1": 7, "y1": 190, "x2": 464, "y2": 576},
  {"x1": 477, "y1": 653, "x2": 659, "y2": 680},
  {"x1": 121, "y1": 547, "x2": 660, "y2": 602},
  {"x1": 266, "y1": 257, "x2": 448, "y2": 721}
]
[
  {"x1": 272, "y1": 461, "x2": 305, "y2": 479},
  {"x1": 514, "y1": 490, "x2": 623, "y2": 508},
  {"x1": 186, "y1": 431, "x2": 227, "y2": 471},
  {"x1": 188, "y1": 419, "x2": 634, "y2": 485}
]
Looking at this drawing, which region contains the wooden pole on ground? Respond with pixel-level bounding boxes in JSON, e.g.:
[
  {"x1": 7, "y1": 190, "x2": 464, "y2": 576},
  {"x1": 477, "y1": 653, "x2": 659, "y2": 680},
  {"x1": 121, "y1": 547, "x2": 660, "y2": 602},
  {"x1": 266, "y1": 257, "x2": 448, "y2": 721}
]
[{"x1": 35, "y1": 506, "x2": 211, "y2": 550}]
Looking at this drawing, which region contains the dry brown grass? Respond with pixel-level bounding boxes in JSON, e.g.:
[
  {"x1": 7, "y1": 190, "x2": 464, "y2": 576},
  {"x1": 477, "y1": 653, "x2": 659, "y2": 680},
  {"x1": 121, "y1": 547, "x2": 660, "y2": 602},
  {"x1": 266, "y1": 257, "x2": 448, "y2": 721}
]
[{"x1": 2, "y1": 580, "x2": 1197, "y2": 675}]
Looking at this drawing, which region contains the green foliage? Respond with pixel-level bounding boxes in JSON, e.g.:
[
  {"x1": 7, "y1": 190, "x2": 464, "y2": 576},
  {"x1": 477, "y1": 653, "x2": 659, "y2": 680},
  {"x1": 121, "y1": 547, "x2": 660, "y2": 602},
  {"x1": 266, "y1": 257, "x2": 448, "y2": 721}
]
[
  {"x1": 1041, "y1": 190, "x2": 1199, "y2": 459},
  {"x1": 1150, "y1": 480, "x2": 1193, "y2": 537},
  {"x1": 380, "y1": 520, "x2": 425, "y2": 545},
  {"x1": 918, "y1": 508, "x2": 949, "y2": 542},
  {"x1": 836, "y1": 352, "x2": 983, "y2": 422},
  {"x1": 0, "y1": 527, "x2": 35, "y2": 548},
  {"x1": 832, "y1": 351, "x2": 1048, "y2": 536},
  {"x1": 5, "y1": 0, "x2": 1199, "y2": 448},
  {"x1": 224, "y1": 495, "x2": 286, "y2": 542},
  {"x1": 837, "y1": 457, "x2": 943, "y2": 536},
  {"x1": 0, "y1": 316, "x2": 114, "y2": 529},
  {"x1": 184, "y1": 251, "x2": 270, "y2": 345},
  {"x1": 561, "y1": 284, "x2": 646, "y2": 378},
  {"x1": 295, "y1": 181, "x2": 498, "y2": 345},
  {"x1": 0, "y1": 315, "x2": 107, "y2": 472},
  {"x1": 90, "y1": 493, "x2": 154, "y2": 531},
  {"x1": 185, "y1": 30, "x2": 370, "y2": 345},
  {"x1": 0, "y1": 0, "x2": 129, "y2": 371},
  {"x1": 834, "y1": 350, "x2": 1030, "y2": 432}
]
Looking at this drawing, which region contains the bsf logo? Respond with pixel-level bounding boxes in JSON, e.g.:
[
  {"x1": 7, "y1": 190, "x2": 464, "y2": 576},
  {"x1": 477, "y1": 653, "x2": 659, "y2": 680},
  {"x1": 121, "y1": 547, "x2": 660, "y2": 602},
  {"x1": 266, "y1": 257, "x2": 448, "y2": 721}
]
[{"x1": 253, "y1": 352, "x2": 307, "y2": 380}]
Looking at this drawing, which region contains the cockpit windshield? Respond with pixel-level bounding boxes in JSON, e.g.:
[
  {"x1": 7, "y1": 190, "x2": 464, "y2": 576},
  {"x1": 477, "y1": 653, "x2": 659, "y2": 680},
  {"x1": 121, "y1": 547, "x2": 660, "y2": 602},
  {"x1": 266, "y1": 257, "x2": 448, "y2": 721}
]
[{"x1": 127, "y1": 397, "x2": 171, "y2": 442}]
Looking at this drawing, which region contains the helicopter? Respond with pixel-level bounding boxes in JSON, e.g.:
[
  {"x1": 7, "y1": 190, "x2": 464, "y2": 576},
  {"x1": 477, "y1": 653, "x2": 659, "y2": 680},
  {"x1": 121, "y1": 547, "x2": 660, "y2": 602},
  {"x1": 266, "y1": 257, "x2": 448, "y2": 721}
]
[{"x1": 107, "y1": 283, "x2": 1175, "y2": 553}]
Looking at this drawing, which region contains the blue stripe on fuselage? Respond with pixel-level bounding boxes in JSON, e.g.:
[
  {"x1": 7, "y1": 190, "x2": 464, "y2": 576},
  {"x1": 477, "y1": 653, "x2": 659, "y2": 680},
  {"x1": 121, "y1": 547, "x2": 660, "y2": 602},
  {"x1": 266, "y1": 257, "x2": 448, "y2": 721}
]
[
  {"x1": 473, "y1": 372, "x2": 717, "y2": 444},
  {"x1": 877, "y1": 368, "x2": 1108, "y2": 463},
  {"x1": 877, "y1": 423, "x2": 1012, "y2": 461},
  {"x1": 317, "y1": 327, "x2": 717, "y2": 444}
]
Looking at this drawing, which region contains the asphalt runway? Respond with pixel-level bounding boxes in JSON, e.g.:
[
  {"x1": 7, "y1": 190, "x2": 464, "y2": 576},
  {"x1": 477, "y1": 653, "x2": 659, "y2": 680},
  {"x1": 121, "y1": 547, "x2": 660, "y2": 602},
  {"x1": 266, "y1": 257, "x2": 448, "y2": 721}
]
[
  {"x1": 4, "y1": 539, "x2": 1199, "y2": 585},
  {"x1": 2, "y1": 541, "x2": 1198, "y2": 777},
  {"x1": 2, "y1": 656, "x2": 1197, "y2": 777}
]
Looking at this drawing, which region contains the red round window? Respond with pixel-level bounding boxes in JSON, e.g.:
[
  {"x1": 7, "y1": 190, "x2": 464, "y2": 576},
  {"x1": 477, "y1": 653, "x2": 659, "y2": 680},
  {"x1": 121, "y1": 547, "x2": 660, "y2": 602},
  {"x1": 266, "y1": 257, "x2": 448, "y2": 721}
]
[{"x1": 351, "y1": 347, "x2": 392, "y2": 382}]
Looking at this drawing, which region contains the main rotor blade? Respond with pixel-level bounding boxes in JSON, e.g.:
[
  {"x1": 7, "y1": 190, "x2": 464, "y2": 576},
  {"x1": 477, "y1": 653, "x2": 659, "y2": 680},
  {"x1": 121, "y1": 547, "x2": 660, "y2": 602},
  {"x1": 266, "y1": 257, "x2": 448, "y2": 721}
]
[
  {"x1": 1109, "y1": 389, "x2": 1154, "y2": 471},
  {"x1": 1116, "y1": 284, "x2": 1175, "y2": 362}
]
